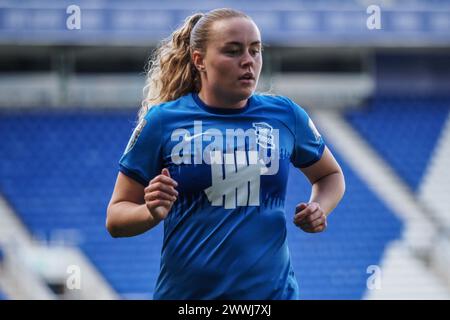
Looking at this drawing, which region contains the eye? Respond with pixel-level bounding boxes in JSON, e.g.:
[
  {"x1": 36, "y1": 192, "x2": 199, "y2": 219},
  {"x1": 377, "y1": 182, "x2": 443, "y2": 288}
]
[
  {"x1": 226, "y1": 49, "x2": 240, "y2": 56},
  {"x1": 250, "y1": 48, "x2": 260, "y2": 55}
]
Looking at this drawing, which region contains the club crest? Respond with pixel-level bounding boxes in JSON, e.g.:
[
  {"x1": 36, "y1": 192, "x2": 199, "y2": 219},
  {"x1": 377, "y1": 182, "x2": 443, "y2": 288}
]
[{"x1": 252, "y1": 122, "x2": 275, "y2": 149}]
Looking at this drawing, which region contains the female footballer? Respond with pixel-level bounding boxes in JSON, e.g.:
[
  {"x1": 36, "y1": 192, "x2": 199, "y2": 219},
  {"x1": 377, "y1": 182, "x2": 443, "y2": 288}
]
[{"x1": 106, "y1": 8, "x2": 345, "y2": 299}]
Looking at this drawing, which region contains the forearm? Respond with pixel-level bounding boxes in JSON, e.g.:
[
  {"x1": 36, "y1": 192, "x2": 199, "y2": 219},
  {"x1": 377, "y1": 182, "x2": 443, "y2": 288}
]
[
  {"x1": 309, "y1": 171, "x2": 345, "y2": 216},
  {"x1": 106, "y1": 201, "x2": 161, "y2": 238}
]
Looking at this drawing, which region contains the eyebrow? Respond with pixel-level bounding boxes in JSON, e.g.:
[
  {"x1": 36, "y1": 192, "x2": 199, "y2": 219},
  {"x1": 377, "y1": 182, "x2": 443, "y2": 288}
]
[{"x1": 223, "y1": 41, "x2": 261, "y2": 46}]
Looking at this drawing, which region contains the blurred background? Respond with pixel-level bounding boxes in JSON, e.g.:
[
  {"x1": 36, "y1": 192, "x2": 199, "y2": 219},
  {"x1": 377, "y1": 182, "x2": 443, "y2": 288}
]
[{"x1": 0, "y1": 0, "x2": 449, "y2": 300}]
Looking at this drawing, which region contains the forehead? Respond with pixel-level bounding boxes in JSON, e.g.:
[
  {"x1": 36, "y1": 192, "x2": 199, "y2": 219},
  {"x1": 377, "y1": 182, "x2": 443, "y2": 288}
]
[{"x1": 208, "y1": 17, "x2": 261, "y2": 46}]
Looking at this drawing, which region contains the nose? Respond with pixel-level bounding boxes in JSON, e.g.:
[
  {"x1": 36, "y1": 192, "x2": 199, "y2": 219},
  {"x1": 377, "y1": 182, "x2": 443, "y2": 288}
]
[{"x1": 240, "y1": 50, "x2": 254, "y2": 69}]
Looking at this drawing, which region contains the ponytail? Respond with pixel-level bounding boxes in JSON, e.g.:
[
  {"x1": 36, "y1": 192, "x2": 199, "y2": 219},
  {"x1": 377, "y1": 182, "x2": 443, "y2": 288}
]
[{"x1": 139, "y1": 13, "x2": 203, "y2": 121}]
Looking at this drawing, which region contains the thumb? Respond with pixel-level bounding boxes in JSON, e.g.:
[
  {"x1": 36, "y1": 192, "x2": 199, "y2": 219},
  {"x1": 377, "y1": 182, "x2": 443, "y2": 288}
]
[{"x1": 161, "y1": 168, "x2": 171, "y2": 178}]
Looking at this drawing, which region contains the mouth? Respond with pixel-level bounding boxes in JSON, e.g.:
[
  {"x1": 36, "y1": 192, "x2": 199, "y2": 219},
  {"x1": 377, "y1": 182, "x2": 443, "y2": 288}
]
[{"x1": 238, "y1": 72, "x2": 255, "y2": 82}]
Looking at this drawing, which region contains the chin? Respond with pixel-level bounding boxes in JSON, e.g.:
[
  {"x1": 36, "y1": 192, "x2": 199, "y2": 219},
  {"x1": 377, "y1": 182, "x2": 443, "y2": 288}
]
[{"x1": 236, "y1": 87, "x2": 255, "y2": 100}]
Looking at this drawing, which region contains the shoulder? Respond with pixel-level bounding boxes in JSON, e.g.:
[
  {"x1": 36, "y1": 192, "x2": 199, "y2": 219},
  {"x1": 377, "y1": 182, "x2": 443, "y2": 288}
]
[
  {"x1": 252, "y1": 92, "x2": 291, "y2": 105},
  {"x1": 252, "y1": 92, "x2": 306, "y2": 117},
  {"x1": 252, "y1": 92, "x2": 300, "y2": 109},
  {"x1": 142, "y1": 93, "x2": 192, "y2": 120}
]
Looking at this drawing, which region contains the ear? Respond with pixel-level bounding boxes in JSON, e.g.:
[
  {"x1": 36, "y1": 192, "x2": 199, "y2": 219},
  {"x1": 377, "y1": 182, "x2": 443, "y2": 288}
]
[{"x1": 192, "y1": 50, "x2": 205, "y2": 72}]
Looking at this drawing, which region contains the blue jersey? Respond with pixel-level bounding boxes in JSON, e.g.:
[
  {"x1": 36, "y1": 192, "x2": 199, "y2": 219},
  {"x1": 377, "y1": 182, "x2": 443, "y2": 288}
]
[{"x1": 119, "y1": 92, "x2": 325, "y2": 300}]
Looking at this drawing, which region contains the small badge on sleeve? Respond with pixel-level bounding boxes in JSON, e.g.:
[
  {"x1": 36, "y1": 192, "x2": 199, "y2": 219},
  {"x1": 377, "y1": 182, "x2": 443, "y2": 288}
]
[
  {"x1": 308, "y1": 118, "x2": 321, "y2": 142},
  {"x1": 124, "y1": 119, "x2": 147, "y2": 154}
]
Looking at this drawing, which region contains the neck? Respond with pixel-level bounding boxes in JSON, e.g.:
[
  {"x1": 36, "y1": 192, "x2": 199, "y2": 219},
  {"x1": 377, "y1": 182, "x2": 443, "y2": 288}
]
[{"x1": 198, "y1": 90, "x2": 247, "y2": 109}]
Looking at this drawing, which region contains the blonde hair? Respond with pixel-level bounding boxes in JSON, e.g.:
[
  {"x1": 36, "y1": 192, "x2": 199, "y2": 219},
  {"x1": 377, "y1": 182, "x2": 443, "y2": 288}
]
[{"x1": 138, "y1": 8, "x2": 250, "y2": 121}]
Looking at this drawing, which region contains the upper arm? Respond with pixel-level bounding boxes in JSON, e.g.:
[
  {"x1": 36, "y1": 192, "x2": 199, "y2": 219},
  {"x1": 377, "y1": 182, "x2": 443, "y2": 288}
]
[
  {"x1": 118, "y1": 106, "x2": 163, "y2": 186},
  {"x1": 300, "y1": 146, "x2": 343, "y2": 185},
  {"x1": 283, "y1": 97, "x2": 325, "y2": 169},
  {"x1": 109, "y1": 107, "x2": 163, "y2": 214},
  {"x1": 108, "y1": 172, "x2": 146, "y2": 208}
]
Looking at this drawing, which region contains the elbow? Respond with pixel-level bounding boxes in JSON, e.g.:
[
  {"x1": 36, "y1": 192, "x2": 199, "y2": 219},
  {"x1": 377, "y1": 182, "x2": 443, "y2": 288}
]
[
  {"x1": 106, "y1": 207, "x2": 121, "y2": 238},
  {"x1": 106, "y1": 218, "x2": 120, "y2": 238},
  {"x1": 106, "y1": 221, "x2": 120, "y2": 238}
]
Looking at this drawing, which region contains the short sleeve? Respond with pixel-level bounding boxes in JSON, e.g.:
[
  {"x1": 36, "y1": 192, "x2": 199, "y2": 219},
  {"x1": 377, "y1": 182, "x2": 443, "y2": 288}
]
[
  {"x1": 284, "y1": 97, "x2": 325, "y2": 168},
  {"x1": 118, "y1": 106, "x2": 163, "y2": 186}
]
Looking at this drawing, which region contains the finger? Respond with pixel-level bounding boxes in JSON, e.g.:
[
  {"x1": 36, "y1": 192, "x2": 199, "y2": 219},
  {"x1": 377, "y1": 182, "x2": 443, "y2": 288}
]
[
  {"x1": 312, "y1": 223, "x2": 327, "y2": 233},
  {"x1": 301, "y1": 222, "x2": 326, "y2": 233},
  {"x1": 294, "y1": 208, "x2": 319, "y2": 224},
  {"x1": 294, "y1": 204, "x2": 310, "y2": 222},
  {"x1": 295, "y1": 202, "x2": 308, "y2": 214},
  {"x1": 149, "y1": 171, "x2": 177, "y2": 187},
  {"x1": 301, "y1": 210, "x2": 324, "y2": 224},
  {"x1": 306, "y1": 202, "x2": 319, "y2": 214},
  {"x1": 294, "y1": 204, "x2": 320, "y2": 223},
  {"x1": 146, "y1": 182, "x2": 178, "y2": 196},
  {"x1": 299, "y1": 216, "x2": 326, "y2": 229},
  {"x1": 147, "y1": 199, "x2": 173, "y2": 210},
  {"x1": 149, "y1": 174, "x2": 178, "y2": 188},
  {"x1": 146, "y1": 182, "x2": 179, "y2": 197},
  {"x1": 295, "y1": 202, "x2": 319, "y2": 216},
  {"x1": 145, "y1": 190, "x2": 177, "y2": 202},
  {"x1": 162, "y1": 168, "x2": 171, "y2": 178}
]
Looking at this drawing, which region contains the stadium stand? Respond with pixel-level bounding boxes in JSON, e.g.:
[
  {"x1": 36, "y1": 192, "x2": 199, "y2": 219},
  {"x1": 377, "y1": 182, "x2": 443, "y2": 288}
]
[
  {"x1": 0, "y1": 110, "x2": 161, "y2": 298},
  {"x1": 345, "y1": 95, "x2": 450, "y2": 192}
]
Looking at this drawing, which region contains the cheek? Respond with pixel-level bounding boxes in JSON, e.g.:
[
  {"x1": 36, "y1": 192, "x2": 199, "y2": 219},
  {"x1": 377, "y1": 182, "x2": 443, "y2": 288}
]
[
  {"x1": 255, "y1": 56, "x2": 263, "y2": 71},
  {"x1": 210, "y1": 58, "x2": 236, "y2": 79}
]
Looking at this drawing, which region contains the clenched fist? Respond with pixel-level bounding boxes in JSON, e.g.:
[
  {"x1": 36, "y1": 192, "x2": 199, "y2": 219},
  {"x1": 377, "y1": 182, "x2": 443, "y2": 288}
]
[
  {"x1": 293, "y1": 202, "x2": 327, "y2": 233},
  {"x1": 144, "y1": 168, "x2": 178, "y2": 222}
]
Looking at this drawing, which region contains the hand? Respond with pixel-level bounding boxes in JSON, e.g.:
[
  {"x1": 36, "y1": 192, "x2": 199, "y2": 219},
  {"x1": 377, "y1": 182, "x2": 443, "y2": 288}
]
[
  {"x1": 144, "y1": 168, "x2": 178, "y2": 222},
  {"x1": 293, "y1": 202, "x2": 327, "y2": 233}
]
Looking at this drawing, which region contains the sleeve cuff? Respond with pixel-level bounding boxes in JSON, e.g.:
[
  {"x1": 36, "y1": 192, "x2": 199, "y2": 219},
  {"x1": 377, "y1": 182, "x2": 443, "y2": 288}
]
[
  {"x1": 118, "y1": 164, "x2": 149, "y2": 187},
  {"x1": 297, "y1": 143, "x2": 326, "y2": 168}
]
